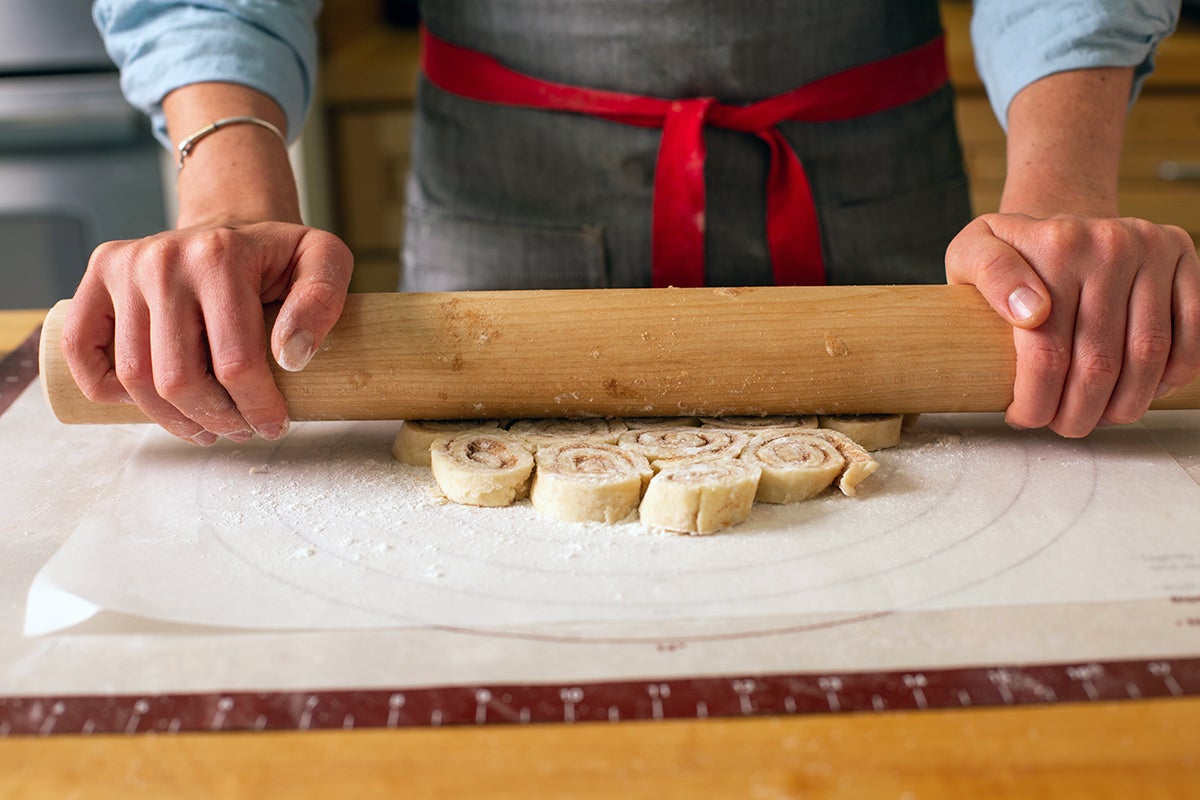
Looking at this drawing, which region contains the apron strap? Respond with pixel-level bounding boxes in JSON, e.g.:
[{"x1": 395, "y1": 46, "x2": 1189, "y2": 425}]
[{"x1": 421, "y1": 27, "x2": 948, "y2": 287}]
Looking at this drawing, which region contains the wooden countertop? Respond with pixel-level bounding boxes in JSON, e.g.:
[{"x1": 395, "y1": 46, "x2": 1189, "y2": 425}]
[{"x1": 4, "y1": 309, "x2": 1200, "y2": 797}]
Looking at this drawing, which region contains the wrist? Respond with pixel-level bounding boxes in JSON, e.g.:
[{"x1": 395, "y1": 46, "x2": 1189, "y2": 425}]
[{"x1": 165, "y1": 82, "x2": 304, "y2": 228}]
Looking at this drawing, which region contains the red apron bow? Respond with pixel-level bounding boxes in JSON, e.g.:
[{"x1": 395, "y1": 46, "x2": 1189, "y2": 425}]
[{"x1": 420, "y1": 27, "x2": 949, "y2": 287}]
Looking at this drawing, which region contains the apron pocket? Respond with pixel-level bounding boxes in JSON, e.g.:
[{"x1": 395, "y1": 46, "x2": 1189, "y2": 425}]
[
  {"x1": 820, "y1": 175, "x2": 972, "y2": 285},
  {"x1": 401, "y1": 205, "x2": 609, "y2": 291}
]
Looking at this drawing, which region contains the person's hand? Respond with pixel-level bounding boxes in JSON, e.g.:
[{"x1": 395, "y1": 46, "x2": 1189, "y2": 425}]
[
  {"x1": 946, "y1": 213, "x2": 1200, "y2": 437},
  {"x1": 60, "y1": 221, "x2": 353, "y2": 444}
]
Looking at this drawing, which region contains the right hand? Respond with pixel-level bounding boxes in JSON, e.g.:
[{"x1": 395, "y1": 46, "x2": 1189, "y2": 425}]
[{"x1": 60, "y1": 221, "x2": 353, "y2": 444}]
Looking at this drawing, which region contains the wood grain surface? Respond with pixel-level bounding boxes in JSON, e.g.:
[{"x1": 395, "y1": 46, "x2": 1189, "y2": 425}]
[
  {"x1": 2, "y1": 699, "x2": 1199, "y2": 799},
  {"x1": 36, "y1": 287, "x2": 1200, "y2": 425}
]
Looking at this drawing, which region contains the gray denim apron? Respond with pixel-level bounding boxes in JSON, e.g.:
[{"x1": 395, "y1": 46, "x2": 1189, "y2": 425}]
[{"x1": 403, "y1": 0, "x2": 971, "y2": 290}]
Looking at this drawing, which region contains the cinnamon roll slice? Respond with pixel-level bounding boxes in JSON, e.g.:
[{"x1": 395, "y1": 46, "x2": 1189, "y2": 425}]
[
  {"x1": 530, "y1": 441, "x2": 653, "y2": 523},
  {"x1": 740, "y1": 428, "x2": 879, "y2": 502},
  {"x1": 639, "y1": 460, "x2": 762, "y2": 535},
  {"x1": 507, "y1": 418, "x2": 628, "y2": 449},
  {"x1": 699, "y1": 415, "x2": 818, "y2": 430},
  {"x1": 430, "y1": 432, "x2": 534, "y2": 507},
  {"x1": 817, "y1": 414, "x2": 903, "y2": 451},
  {"x1": 617, "y1": 427, "x2": 750, "y2": 470},
  {"x1": 392, "y1": 419, "x2": 501, "y2": 466}
]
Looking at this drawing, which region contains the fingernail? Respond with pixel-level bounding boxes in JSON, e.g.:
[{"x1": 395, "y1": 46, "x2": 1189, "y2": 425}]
[
  {"x1": 1155, "y1": 381, "x2": 1172, "y2": 399},
  {"x1": 1007, "y1": 286, "x2": 1042, "y2": 322},
  {"x1": 227, "y1": 430, "x2": 254, "y2": 443},
  {"x1": 255, "y1": 419, "x2": 290, "y2": 441},
  {"x1": 1096, "y1": 418, "x2": 1115, "y2": 428},
  {"x1": 191, "y1": 431, "x2": 219, "y2": 447},
  {"x1": 278, "y1": 330, "x2": 316, "y2": 372}
]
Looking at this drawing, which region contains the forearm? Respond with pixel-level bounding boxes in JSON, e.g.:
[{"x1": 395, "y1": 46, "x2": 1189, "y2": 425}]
[
  {"x1": 163, "y1": 82, "x2": 303, "y2": 228},
  {"x1": 999, "y1": 67, "x2": 1133, "y2": 218}
]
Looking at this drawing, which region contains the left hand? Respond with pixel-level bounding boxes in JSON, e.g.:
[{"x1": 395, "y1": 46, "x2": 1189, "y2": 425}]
[{"x1": 946, "y1": 212, "x2": 1200, "y2": 437}]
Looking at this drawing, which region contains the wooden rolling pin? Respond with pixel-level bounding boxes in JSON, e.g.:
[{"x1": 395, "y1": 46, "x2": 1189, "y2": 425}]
[{"x1": 39, "y1": 285, "x2": 1200, "y2": 424}]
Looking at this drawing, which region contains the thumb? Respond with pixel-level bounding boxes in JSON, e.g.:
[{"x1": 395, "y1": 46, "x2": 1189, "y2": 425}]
[
  {"x1": 946, "y1": 216, "x2": 1051, "y2": 330},
  {"x1": 270, "y1": 229, "x2": 354, "y2": 372}
]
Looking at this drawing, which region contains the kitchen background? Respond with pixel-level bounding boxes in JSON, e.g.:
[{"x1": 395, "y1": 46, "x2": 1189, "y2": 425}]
[{"x1": 2, "y1": 0, "x2": 1197, "y2": 308}]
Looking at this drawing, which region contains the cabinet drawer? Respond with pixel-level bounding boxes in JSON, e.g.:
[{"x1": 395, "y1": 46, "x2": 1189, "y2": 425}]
[{"x1": 333, "y1": 109, "x2": 413, "y2": 252}]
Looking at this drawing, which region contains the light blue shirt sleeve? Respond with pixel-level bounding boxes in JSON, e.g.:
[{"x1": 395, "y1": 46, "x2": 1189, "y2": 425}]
[
  {"x1": 92, "y1": 0, "x2": 322, "y2": 148},
  {"x1": 970, "y1": 0, "x2": 1181, "y2": 130}
]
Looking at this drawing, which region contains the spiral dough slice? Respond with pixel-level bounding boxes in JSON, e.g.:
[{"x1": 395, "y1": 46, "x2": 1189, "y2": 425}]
[
  {"x1": 507, "y1": 418, "x2": 627, "y2": 449},
  {"x1": 617, "y1": 427, "x2": 750, "y2": 470},
  {"x1": 741, "y1": 429, "x2": 879, "y2": 502},
  {"x1": 639, "y1": 460, "x2": 762, "y2": 535},
  {"x1": 817, "y1": 414, "x2": 903, "y2": 451},
  {"x1": 392, "y1": 419, "x2": 501, "y2": 466},
  {"x1": 430, "y1": 432, "x2": 534, "y2": 507},
  {"x1": 530, "y1": 442, "x2": 653, "y2": 523},
  {"x1": 699, "y1": 415, "x2": 818, "y2": 430}
]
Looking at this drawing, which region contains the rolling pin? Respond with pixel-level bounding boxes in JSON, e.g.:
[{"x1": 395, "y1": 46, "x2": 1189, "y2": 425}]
[{"x1": 39, "y1": 285, "x2": 1200, "y2": 424}]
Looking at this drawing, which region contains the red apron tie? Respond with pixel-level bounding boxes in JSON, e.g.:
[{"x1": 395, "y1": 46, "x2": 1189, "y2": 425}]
[{"x1": 420, "y1": 27, "x2": 949, "y2": 287}]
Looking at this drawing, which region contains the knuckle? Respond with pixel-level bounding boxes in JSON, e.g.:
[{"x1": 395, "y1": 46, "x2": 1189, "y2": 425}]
[
  {"x1": 1023, "y1": 343, "x2": 1071, "y2": 382},
  {"x1": 1087, "y1": 219, "x2": 1130, "y2": 265},
  {"x1": 1127, "y1": 328, "x2": 1172, "y2": 366},
  {"x1": 1038, "y1": 217, "x2": 1088, "y2": 260},
  {"x1": 152, "y1": 366, "x2": 196, "y2": 400},
  {"x1": 1074, "y1": 351, "x2": 1121, "y2": 388},
  {"x1": 301, "y1": 278, "x2": 346, "y2": 317},
  {"x1": 113, "y1": 354, "x2": 151, "y2": 389},
  {"x1": 211, "y1": 350, "x2": 263, "y2": 386}
]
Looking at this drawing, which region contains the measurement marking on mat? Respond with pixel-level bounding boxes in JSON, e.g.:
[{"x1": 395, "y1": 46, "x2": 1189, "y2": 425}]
[
  {"x1": 475, "y1": 689, "x2": 492, "y2": 724},
  {"x1": 1149, "y1": 662, "x2": 1184, "y2": 697},
  {"x1": 212, "y1": 696, "x2": 235, "y2": 731},
  {"x1": 1126, "y1": 682, "x2": 1142, "y2": 700},
  {"x1": 255, "y1": 715, "x2": 268, "y2": 732},
  {"x1": 387, "y1": 694, "x2": 406, "y2": 729},
  {"x1": 608, "y1": 705, "x2": 620, "y2": 723},
  {"x1": 431, "y1": 709, "x2": 443, "y2": 727},
  {"x1": 560, "y1": 687, "x2": 583, "y2": 724},
  {"x1": 298, "y1": 696, "x2": 319, "y2": 730},
  {"x1": 818, "y1": 677, "x2": 842, "y2": 712},
  {"x1": 82, "y1": 720, "x2": 96, "y2": 736},
  {"x1": 958, "y1": 690, "x2": 972, "y2": 707},
  {"x1": 696, "y1": 701, "x2": 709, "y2": 719},
  {"x1": 520, "y1": 707, "x2": 531, "y2": 724},
  {"x1": 648, "y1": 684, "x2": 669, "y2": 720},
  {"x1": 732, "y1": 679, "x2": 756, "y2": 715},
  {"x1": 903, "y1": 674, "x2": 929, "y2": 709},
  {"x1": 871, "y1": 695, "x2": 886, "y2": 712},
  {"x1": 125, "y1": 700, "x2": 150, "y2": 734},
  {"x1": 343, "y1": 714, "x2": 355, "y2": 730},
  {"x1": 39, "y1": 702, "x2": 65, "y2": 735},
  {"x1": 783, "y1": 696, "x2": 796, "y2": 714},
  {"x1": 167, "y1": 718, "x2": 181, "y2": 735}
]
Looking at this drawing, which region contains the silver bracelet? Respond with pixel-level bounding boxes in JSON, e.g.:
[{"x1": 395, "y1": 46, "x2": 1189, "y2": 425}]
[{"x1": 175, "y1": 116, "x2": 288, "y2": 170}]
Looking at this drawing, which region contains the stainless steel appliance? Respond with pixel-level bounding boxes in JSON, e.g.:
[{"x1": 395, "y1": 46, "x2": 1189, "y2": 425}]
[{"x1": 0, "y1": 0, "x2": 167, "y2": 309}]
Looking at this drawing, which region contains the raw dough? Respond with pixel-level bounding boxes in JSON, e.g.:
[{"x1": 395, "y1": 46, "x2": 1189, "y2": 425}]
[
  {"x1": 429, "y1": 432, "x2": 534, "y2": 507},
  {"x1": 530, "y1": 441, "x2": 653, "y2": 523},
  {"x1": 507, "y1": 418, "x2": 627, "y2": 449},
  {"x1": 817, "y1": 414, "x2": 903, "y2": 451},
  {"x1": 738, "y1": 429, "x2": 847, "y2": 504},
  {"x1": 393, "y1": 419, "x2": 500, "y2": 466},
  {"x1": 639, "y1": 460, "x2": 762, "y2": 535},
  {"x1": 617, "y1": 427, "x2": 750, "y2": 470},
  {"x1": 699, "y1": 415, "x2": 818, "y2": 430}
]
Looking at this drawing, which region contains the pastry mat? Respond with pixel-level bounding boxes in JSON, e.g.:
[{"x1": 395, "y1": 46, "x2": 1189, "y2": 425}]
[{"x1": 2, "y1": 331, "x2": 1199, "y2": 736}]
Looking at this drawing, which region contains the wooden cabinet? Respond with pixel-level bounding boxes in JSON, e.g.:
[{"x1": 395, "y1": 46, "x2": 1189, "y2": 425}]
[
  {"x1": 317, "y1": 3, "x2": 1200, "y2": 292},
  {"x1": 944, "y1": 1, "x2": 1200, "y2": 244}
]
